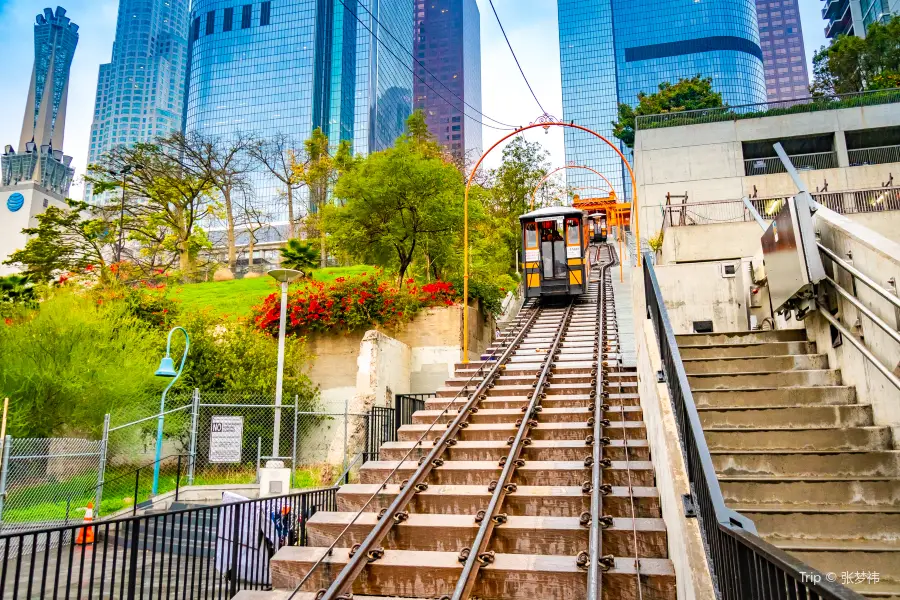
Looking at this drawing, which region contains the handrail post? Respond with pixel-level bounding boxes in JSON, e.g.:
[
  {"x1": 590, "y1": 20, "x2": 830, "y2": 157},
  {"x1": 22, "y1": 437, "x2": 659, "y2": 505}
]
[
  {"x1": 96, "y1": 413, "x2": 110, "y2": 515},
  {"x1": 187, "y1": 388, "x2": 199, "y2": 486}
]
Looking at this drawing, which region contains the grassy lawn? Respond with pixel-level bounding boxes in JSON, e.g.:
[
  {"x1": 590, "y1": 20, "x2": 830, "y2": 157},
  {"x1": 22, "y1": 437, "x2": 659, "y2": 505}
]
[{"x1": 169, "y1": 265, "x2": 373, "y2": 319}]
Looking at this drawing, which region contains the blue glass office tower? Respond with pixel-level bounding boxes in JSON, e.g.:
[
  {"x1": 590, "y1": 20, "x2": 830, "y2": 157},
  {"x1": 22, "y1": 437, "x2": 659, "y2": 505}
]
[
  {"x1": 86, "y1": 0, "x2": 189, "y2": 192},
  {"x1": 413, "y1": 0, "x2": 482, "y2": 159},
  {"x1": 2, "y1": 7, "x2": 79, "y2": 196},
  {"x1": 558, "y1": 0, "x2": 767, "y2": 199},
  {"x1": 822, "y1": 0, "x2": 898, "y2": 38},
  {"x1": 185, "y1": 0, "x2": 413, "y2": 227}
]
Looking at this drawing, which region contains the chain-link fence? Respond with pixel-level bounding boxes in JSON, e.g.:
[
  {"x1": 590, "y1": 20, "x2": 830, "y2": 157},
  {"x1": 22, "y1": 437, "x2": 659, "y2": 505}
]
[
  {"x1": 0, "y1": 437, "x2": 102, "y2": 528},
  {"x1": 0, "y1": 391, "x2": 424, "y2": 528}
]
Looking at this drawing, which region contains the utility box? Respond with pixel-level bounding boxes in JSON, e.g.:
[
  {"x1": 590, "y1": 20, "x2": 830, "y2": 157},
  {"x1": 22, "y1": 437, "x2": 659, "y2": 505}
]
[{"x1": 259, "y1": 460, "x2": 291, "y2": 498}]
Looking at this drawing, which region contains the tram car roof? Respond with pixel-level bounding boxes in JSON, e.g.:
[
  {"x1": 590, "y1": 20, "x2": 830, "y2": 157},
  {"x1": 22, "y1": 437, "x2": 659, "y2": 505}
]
[{"x1": 518, "y1": 206, "x2": 584, "y2": 221}]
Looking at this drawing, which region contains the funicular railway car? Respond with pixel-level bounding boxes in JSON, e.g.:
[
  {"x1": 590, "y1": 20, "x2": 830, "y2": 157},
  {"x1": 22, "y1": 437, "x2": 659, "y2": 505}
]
[
  {"x1": 520, "y1": 206, "x2": 592, "y2": 299},
  {"x1": 588, "y1": 212, "x2": 608, "y2": 243}
]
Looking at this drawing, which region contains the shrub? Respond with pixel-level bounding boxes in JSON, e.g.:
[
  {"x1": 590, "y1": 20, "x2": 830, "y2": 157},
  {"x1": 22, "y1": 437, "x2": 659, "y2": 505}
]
[{"x1": 252, "y1": 273, "x2": 460, "y2": 336}]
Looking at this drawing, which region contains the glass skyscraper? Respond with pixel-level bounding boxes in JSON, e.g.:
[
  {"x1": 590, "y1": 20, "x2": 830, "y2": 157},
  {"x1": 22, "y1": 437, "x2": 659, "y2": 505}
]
[
  {"x1": 2, "y1": 6, "x2": 79, "y2": 196},
  {"x1": 822, "y1": 0, "x2": 898, "y2": 38},
  {"x1": 756, "y1": 0, "x2": 809, "y2": 102},
  {"x1": 558, "y1": 0, "x2": 767, "y2": 199},
  {"x1": 86, "y1": 0, "x2": 189, "y2": 195},
  {"x1": 413, "y1": 0, "x2": 482, "y2": 159},
  {"x1": 185, "y1": 0, "x2": 413, "y2": 228}
]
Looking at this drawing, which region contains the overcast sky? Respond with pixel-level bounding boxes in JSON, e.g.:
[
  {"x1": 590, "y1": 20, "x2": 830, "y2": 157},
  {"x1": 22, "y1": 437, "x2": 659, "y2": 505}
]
[{"x1": 0, "y1": 0, "x2": 829, "y2": 198}]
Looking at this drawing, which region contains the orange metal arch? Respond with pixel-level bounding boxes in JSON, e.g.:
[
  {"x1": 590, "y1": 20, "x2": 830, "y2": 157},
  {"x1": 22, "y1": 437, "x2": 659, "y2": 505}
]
[
  {"x1": 530, "y1": 165, "x2": 616, "y2": 210},
  {"x1": 462, "y1": 120, "x2": 640, "y2": 362}
]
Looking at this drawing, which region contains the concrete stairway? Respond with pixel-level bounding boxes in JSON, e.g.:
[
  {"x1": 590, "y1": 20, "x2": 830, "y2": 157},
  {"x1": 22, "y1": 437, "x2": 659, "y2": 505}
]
[
  {"x1": 678, "y1": 329, "x2": 900, "y2": 600},
  {"x1": 253, "y1": 300, "x2": 677, "y2": 600}
]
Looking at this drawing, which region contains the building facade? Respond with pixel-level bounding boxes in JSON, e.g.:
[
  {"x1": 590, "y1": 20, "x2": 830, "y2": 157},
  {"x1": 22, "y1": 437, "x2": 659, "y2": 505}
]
[
  {"x1": 413, "y1": 0, "x2": 482, "y2": 159},
  {"x1": 557, "y1": 0, "x2": 767, "y2": 199},
  {"x1": 756, "y1": 0, "x2": 809, "y2": 102},
  {"x1": 822, "y1": 0, "x2": 899, "y2": 38},
  {"x1": 1, "y1": 7, "x2": 79, "y2": 274},
  {"x1": 86, "y1": 0, "x2": 190, "y2": 196},
  {"x1": 185, "y1": 0, "x2": 413, "y2": 231}
]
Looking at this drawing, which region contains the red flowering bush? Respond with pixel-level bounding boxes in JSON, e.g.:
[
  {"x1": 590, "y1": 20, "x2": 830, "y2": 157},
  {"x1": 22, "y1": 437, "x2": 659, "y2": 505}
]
[{"x1": 252, "y1": 274, "x2": 459, "y2": 335}]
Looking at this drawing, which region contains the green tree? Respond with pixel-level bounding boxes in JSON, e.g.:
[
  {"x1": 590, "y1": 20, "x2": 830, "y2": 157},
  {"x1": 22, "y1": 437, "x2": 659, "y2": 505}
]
[
  {"x1": 612, "y1": 76, "x2": 724, "y2": 148},
  {"x1": 280, "y1": 239, "x2": 320, "y2": 274},
  {"x1": 326, "y1": 114, "x2": 464, "y2": 286},
  {"x1": 0, "y1": 290, "x2": 162, "y2": 437},
  {"x1": 811, "y1": 16, "x2": 900, "y2": 95},
  {"x1": 293, "y1": 128, "x2": 354, "y2": 267},
  {"x1": 86, "y1": 133, "x2": 219, "y2": 278},
  {"x1": 3, "y1": 199, "x2": 118, "y2": 282},
  {"x1": 492, "y1": 137, "x2": 550, "y2": 216}
]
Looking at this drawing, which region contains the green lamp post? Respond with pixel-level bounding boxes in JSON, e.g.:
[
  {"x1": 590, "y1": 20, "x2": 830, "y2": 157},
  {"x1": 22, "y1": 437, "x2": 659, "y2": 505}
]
[{"x1": 152, "y1": 326, "x2": 189, "y2": 496}]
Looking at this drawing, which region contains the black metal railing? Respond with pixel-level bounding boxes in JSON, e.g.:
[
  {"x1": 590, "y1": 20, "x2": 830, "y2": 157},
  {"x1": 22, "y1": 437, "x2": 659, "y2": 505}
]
[
  {"x1": 394, "y1": 393, "x2": 433, "y2": 431},
  {"x1": 364, "y1": 407, "x2": 396, "y2": 462},
  {"x1": 642, "y1": 252, "x2": 864, "y2": 600},
  {"x1": 0, "y1": 486, "x2": 337, "y2": 600}
]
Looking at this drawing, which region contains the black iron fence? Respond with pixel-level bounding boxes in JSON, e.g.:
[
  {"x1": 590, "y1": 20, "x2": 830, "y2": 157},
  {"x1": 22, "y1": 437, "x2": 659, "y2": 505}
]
[
  {"x1": 642, "y1": 253, "x2": 864, "y2": 600},
  {"x1": 0, "y1": 487, "x2": 337, "y2": 600},
  {"x1": 361, "y1": 395, "x2": 434, "y2": 462},
  {"x1": 394, "y1": 393, "x2": 432, "y2": 431}
]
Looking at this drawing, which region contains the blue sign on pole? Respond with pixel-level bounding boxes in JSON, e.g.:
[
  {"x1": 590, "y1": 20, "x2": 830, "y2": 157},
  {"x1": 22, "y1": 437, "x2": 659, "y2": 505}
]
[{"x1": 6, "y1": 193, "x2": 24, "y2": 212}]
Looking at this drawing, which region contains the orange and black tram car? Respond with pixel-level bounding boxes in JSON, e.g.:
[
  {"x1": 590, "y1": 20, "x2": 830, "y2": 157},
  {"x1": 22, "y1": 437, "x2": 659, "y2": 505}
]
[
  {"x1": 520, "y1": 207, "x2": 592, "y2": 299},
  {"x1": 588, "y1": 212, "x2": 608, "y2": 243}
]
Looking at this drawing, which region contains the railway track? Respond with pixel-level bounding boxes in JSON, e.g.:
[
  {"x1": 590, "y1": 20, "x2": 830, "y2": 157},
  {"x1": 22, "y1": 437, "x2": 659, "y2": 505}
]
[{"x1": 249, "y1": 244, "x2": 677, "y2": 600}]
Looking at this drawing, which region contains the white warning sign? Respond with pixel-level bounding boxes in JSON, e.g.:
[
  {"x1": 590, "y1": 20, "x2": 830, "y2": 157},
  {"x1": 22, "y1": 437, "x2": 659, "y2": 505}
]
[{"x1": 209, "y1": 416, "x2": 244, "y2": 463}]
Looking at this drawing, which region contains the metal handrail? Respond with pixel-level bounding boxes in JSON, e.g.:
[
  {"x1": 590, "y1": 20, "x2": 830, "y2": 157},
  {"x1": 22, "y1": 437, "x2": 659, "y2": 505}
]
[
  {"x1": 297, "y1": 306, "x2": 543, "y2": 599},
  {"x1": 824, "y1": 276, "x2": 900, "y2": 346},
  {"x1": 642, "y1": 252, "x2": 865, "y2": 600},
  {"x1": 818, "y1": 243, "x2": 900, "y2": 311},
  {"x1": 818, "y1": 309, "x2": 900, "y2": 392}
]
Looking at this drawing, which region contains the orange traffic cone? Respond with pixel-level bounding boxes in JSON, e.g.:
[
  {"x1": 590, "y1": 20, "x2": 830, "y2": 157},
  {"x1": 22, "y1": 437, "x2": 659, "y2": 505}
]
[{"x1": 75, "y1": 501, "x2": 95, "y2": 545}]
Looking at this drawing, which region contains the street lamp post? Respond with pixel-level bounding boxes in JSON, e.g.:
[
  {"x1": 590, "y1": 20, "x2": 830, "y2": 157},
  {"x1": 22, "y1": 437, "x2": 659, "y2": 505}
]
[
  {"x1": 108, "y1": 165, "x2": 136, "y2": 265},
  {"x1": 267, "y1": 269, "x2": 303, "y2": 458},
  {"x1": 152, "y1": 326, "x2": 190, "y2": 496}
]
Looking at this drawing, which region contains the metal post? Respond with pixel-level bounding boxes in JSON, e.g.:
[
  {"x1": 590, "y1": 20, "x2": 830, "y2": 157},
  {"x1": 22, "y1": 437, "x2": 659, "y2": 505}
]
[
  {"x1": 133, "y1": 469, "x2": 140, "y2": 516},
  {"x1": 342, "y1": 397, "x2": 349, "y2": 471},
  {"x1": 95, "y1": 413, "x2": 110, "y2": 514},
  {"x1": 291, "y1": 395, "x2": 299, "y2": 489},
  {"x1": 175, "y1": 454, "x2": 182, "y2": 502},
  {"x1": 256, "y1": 437, "x2": 262, "y2": 483},
  {"x1": 188, "y1": 388, "x2": 200, "y2": 485},
  {"x1": 273, "y1": 279, "x2": 289, "y2": 457},
  {"x1": 228, "y1": 502, "x2": 242, "y2": 597},
  {"x1": 0, "y1": 435, "x2": 11, "y2": 525}
]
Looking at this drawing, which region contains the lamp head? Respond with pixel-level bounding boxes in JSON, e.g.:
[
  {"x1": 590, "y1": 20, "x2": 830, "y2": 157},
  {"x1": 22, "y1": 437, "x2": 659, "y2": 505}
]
[{"x1": 155, "y1": 356, "x2": 178, "y2": 378}]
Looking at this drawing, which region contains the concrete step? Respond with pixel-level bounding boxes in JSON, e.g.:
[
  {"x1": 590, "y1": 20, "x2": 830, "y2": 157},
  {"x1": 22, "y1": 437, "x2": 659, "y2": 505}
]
[
  {"x1": 305, "y1": 512, "x2": 669, "y2": 557},
  {"x1": 412, "y1": 406, "x2": 640, "y2": 425},
  {"x1": 678, "y1": 341, "x2": 816, "y2": 359},
  {"x1": 682, "y1": 354, "x2": 829, "y2": 374},
  {"x1": 359, "y1": 459, "x2": 655, "y2": 487},
  {"x1": 698, "y1": 405, "x2": 874, "y2": 429},
  {"x1": 270, "y1": 547, "x2": 676, "y2": 600},
  {"x1": 397, "y1": 423, "x2": 648, "y2": 445},
  {"x1": 712, "y1": 451, "x2": 900, "y2": 478},
  {"x1": 335, "y1": 483, "x2": 661, "y2": 518},
  {"x1": 775, "y1": 544, "x2": 900, "y2": 597},
  {"x1": 676, "y1": 330, "x2": 807, "y2": 346},
  {"x1": 721, "y1": 477, "x2": 900, "y2": 508},
  {"x1": 692, "y1": 387, "x2": 857, "y2": 408},
  {"x1": 688, "y1": 369, "x2": 841, "y2": 390},
  {"x1": 424, "y1": 394, "x2": 640, "y2": 410},
  {"x1": 739, "y1": 506, "x2": 900, "y2": 544},
  {"x1": 706, "y1": 427, "x2": 892, "y2": 452},
  {"x1": 378, "y1": 439, "x2": 650, "y2": 463}
]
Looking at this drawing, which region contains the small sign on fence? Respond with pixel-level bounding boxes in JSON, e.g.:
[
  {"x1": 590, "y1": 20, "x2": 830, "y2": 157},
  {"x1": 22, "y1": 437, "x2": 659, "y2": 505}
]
[{"x1": 209, "y1": 416, "x2": 244, "y2": 463}]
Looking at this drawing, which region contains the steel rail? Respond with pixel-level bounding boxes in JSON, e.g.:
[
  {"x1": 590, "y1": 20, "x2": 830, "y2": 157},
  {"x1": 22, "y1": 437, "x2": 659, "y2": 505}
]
[
  {"x1": 451, "y1": 301, "x2": 575, "y2": 600},
  {"x1": 818, "y1": 243, "x2": 900, "y2": 311},
  {"x1": 311, "y1": 306, "x2": 545, "y2": 600},
  {"x1": 824, "y1": 275, "x2": 900, "y2": 346},
  {"x1": 818, "y1": 308, "x2": 900, "y2": 392},
  {"x1": 588, "y1": 244, "x2": 615, "y2": 600}
]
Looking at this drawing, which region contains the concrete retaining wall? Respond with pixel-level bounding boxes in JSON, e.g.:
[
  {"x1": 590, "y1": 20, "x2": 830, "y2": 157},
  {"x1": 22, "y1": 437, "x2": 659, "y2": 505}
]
[{"x1": 631, "y1": 264, "x2": 717, "y2": 600}]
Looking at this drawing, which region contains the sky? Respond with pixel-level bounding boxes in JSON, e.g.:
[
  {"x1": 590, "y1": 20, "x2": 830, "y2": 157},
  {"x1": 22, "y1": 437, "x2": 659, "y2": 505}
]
[{"x1": 0, "y1": 0, "x2": 830, "y2": 198}]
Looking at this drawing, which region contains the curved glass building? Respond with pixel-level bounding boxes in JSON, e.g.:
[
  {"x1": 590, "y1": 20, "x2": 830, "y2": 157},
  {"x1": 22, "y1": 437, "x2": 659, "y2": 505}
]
[
  {"x1": 558, "y1": 0, "x2": 767, "y2": 198},
  {"x1": 184, "y1": 0, "x2": 413, "y2": 232}
]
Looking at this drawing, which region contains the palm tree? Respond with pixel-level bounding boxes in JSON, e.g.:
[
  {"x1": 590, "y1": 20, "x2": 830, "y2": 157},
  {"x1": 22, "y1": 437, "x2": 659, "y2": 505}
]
[{"x1": 279, "y1": 239, "x2": 319, "y2": 275}]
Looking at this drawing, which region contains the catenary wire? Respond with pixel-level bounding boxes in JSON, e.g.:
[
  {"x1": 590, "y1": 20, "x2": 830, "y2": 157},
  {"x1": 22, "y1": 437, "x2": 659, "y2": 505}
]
[
  {"x1": 345, "y1": 0, "x2": 518, "y2": 129},
  {"x1": 487, "y1": 0, "x2": 548, "y2": 116},
  {"x1": 334, "y1": 0, "x2": 517, "y2": 132}
]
